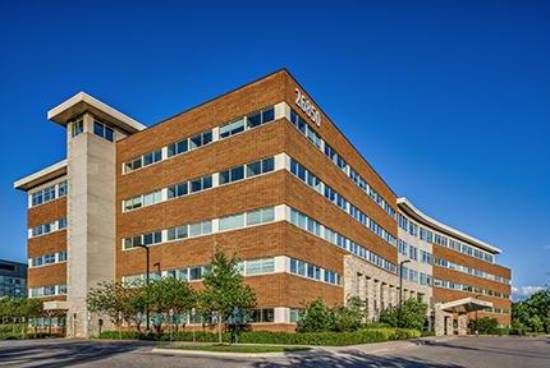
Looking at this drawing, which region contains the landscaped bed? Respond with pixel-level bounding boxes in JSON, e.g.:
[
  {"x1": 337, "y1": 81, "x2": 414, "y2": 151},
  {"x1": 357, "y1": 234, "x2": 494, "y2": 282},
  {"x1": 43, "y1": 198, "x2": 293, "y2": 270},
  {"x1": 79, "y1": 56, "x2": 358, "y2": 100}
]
[
  {"x1": 99, "y1": 327, "x2": 421, "y2": 346},
  {"x1": 158, "y1": 342, "x2": 311, "y2": 353}
]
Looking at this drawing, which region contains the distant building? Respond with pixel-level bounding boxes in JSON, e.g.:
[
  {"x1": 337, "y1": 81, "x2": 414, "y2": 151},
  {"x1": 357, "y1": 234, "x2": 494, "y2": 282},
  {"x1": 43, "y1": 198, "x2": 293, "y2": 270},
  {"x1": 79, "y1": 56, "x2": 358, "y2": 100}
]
[{"x1": 0, "y1": 259, "x2": 27, "y2": 298}]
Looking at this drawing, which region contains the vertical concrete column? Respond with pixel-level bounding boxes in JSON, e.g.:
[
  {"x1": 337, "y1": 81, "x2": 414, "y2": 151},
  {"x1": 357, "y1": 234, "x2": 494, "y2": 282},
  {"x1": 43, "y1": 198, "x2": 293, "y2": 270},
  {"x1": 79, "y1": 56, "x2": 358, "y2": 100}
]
[
  {"x1": 365, "y1": 277, "x2": 374, "y2": 321},
  {"x1": 382, "y1": 282, "x2": 388, "y2": 313},
  {"x1": 457, "y1": 314, "x2": 468, "y2": 335},
  {"x1": 66, "y1": 113, "x2": 119, "y2": 338}
]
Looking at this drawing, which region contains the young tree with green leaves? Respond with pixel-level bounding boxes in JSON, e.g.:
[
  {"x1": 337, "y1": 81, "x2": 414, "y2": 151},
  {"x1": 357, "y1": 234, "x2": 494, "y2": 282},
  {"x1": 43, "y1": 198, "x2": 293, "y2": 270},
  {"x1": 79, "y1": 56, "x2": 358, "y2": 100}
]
[
  {"x1": 198, "y1": 249, "x2": 256, "y2": 344},
  {"x1": 145, "y1": 277, "x2": 196, "y2": 334},
  {"x1": 87, "y1": 281, "x2": 135, "y2": 331}
]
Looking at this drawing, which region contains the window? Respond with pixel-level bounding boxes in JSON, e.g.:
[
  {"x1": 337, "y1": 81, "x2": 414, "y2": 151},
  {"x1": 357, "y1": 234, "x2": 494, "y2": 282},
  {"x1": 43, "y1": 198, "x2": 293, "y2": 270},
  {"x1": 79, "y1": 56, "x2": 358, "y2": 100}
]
[
  {"x1": 246, "y1": 207, "x2": 275, "y2": 226},
  {"x1": 168, "y1": 182, "x2": 188, "y2": 199},
  {"x1": 220, "y1": 118, "x2": 245, "y2": 138},
  {"x1": 71, "y1": 119, "x2": 84, "y2": 137},
  {"x1": 248, "y1": 308, "x2": 274, "y2": 323},
  {"x1": 220, "y1": 107, "x2": 275, "y2": 139},
  {"x1": 190, "y1": 175, "x2": 212, "y2": 193},
  {"x1": 190, "y1": 267, "x2": 202, "y2": 281},
  {"x1": 93, "y1": 121, "x2": 114, "y2": 142},
  {"x1": 220, "y1": 157, "x2": 275, "y2": 186},
  {"x1": 219, "y1": 213, "x2": 245, "y2": 231},
  {"x1": 245, "y1": 258, "x2": 275, "y2": 275}
]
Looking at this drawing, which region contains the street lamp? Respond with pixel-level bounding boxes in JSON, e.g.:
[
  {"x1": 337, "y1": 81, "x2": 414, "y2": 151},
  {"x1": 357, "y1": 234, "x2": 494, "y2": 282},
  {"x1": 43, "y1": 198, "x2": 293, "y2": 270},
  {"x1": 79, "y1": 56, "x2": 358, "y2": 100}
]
[
  {"x1": 398, "y1": 259, "x2": 411, "y2": 328},
  {"x1": 474, "y1": 294, "x2": 483, "y2": 336},
  {"x1": 136, "y1": 244, "x2": 150, "y2": 332}
]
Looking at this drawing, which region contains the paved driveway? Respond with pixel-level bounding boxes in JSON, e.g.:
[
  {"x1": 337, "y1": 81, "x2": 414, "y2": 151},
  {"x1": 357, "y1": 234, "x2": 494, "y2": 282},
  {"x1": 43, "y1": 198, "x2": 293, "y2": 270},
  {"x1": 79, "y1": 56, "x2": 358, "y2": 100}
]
[{"x1": 0, "y1": 336, "x2": 549, "y2": 367}]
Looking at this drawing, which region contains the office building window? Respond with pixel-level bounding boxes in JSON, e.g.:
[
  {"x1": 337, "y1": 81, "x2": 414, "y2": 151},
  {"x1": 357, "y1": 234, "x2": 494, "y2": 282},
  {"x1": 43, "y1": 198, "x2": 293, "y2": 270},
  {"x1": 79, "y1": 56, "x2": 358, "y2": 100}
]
[
  {"x1": 71, "y1": 119, "x2": 84, "y2": 137},
  {"x1": 93, "y1": 120, "x2": 114, "y2": 142}
]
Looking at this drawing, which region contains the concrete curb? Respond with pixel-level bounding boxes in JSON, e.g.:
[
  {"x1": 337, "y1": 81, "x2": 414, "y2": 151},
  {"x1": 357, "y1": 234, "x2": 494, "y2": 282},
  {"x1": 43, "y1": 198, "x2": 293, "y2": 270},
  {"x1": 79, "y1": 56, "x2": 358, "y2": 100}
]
[{"x1": 152, "y1": 347, "x2": 318, "y2": 358}]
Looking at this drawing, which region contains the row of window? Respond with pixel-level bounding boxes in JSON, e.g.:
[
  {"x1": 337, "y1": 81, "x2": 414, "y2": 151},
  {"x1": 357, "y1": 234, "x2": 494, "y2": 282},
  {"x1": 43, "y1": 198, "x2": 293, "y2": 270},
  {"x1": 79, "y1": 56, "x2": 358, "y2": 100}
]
[
  {"x1": 123, "y1": 106, "x2": 276, "y2": 174},
  {"x1": 398, "y1": 213, "x2": 495, "y2": 264},
  {"x1": 123, "y1": 156, "x2": 275, "y2": 212},
  {"x1": 487, "y1": 307, "x2": 509, "y2": 315},
  {"x1": 30, "y1": 180, "x2": 67, "y2": 208},
  {"x1": 290, "y1": 258, "x2": 341, "y2": 286},
  {"x1": 434, "y1": 258, "x2": 509, "y2": 284},
  {"x1": 290, "y1": 208, "x2": 397, "y2": 274},
  {"x1": 29, "y1": 218, "x2": 67, "y2": 238},
  {"x1": 400, "y1": 266, "x2": 433, "y2": 286},
  {"x1": 220, "y1": 158, "x2": 274, "y2": 185},
  {"x1": 398, "y1": 239, "x2": 433, "y2": 265},
  {"x1": 29, "y1": 284, "x2": 67, "y2": 298},
  {"x1": 220, "y1": 107, "x2": 275, "y2": 139},
  {"x1": 93, "y1": 120, "x2": 114, "y2": 142},
  {"x1": 289, "y1": 108, "x2": 395, "y2": 219},
  {"x1": 123, "y1": 207, "x2": 276, "y2": 250},
  {"x1": 124, "y1": 258, "x2": 276, "y2": 286},
  {"x1": 29, "y1": 251, "x2": 67, "y2": 268},
  {"x1": 433, "y1": 279, "x2": 509, "y2": 299},
  {"x1": 290, "y1": 159, "x2": 397, "y2": 247}
]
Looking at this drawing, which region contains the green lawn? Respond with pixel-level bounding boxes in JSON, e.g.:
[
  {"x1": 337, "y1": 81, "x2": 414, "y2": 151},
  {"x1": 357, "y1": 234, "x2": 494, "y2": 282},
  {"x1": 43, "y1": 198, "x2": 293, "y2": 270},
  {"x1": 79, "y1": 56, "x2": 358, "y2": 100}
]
[{"x1": 158, "y1": 343, "x2": 311, "y2": 353}]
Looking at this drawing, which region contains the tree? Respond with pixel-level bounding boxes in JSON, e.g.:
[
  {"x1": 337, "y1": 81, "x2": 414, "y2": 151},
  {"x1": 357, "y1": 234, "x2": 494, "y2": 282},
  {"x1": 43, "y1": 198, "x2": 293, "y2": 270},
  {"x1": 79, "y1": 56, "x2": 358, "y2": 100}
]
[
  {"x1": 380, "y1": 298, "x2": 428, "y2": 330},
  {"x1": 297, "y1": 298, "x2": 334, "y2": 332},
  {"x1": 512, "y1": 288, "x2": 550, "y2": 333},
  {"x1": 87, "y1": 281, "x2": 134, "y2": 331},
  {"x1": 198, "y1": 249, "x2": 256, "y2": 344},
  {"x1": 145, "y1": 277, "x2": 195, "y2": 334}
]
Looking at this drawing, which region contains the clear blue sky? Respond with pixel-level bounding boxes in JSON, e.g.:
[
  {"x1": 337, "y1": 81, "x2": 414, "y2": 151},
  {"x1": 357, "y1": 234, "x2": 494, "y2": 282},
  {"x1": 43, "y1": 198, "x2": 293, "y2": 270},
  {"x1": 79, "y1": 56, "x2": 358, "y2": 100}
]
[{"x1": 0, "y1": 1, "x2": 548, "y2": 299}]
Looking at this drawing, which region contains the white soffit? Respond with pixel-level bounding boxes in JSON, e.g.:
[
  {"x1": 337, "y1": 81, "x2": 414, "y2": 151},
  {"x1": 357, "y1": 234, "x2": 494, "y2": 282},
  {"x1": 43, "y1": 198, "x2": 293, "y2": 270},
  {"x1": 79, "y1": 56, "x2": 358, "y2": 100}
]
[
  {"x1": 47, "y1": 92, "x2": 146, "y2": 133},
  {"x1": 397, "y1": 197, "x2": 502, "y2": 254},
  {"x1": 14, "y1": 159, "x2": 67, "y2": 191}
]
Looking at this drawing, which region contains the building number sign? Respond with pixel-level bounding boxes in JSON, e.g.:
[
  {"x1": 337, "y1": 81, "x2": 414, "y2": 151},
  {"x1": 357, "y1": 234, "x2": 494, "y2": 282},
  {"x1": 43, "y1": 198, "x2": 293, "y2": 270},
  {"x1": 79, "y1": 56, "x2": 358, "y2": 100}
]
[{"x1": 295, "y1": 88, "x2": 321, "y2": 127}]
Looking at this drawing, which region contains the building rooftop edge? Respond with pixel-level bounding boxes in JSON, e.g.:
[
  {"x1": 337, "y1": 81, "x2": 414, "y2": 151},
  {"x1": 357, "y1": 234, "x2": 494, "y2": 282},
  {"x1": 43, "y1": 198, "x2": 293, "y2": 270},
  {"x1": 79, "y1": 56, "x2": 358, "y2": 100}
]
[
  {"x1": 47, "y1": 92, "x2": 147, "y2": 133},
  {"x1": 13, "y1": 159, "x2": 67, "y2": 191},
  {"x1": 397, "y1": 197, "x2": 502, "y2": 254}
]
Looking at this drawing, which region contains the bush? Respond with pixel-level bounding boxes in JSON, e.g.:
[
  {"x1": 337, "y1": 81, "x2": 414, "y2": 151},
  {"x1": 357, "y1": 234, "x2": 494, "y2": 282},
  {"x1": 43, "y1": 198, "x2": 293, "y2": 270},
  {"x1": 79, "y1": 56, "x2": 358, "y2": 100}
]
[
  {"x1": 98, "y1": 328, "x2": 421, "y2": 346},
  {"x1": 470, "y1": 317, "x2": 499, "y2": 335},
  {"x1": 379, "y1": 299, "x2": 428, "y2": 331},
  {"x1": 296, "y1": 297, "x2": 367, "y2": 333}
]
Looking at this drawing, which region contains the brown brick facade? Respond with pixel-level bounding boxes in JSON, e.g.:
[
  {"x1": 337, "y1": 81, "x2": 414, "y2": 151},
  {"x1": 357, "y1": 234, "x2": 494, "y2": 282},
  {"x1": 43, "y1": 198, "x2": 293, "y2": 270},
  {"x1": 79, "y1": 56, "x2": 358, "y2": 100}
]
[{"x1": 19, "y1": 69, "x2": 512, "y2": 332}]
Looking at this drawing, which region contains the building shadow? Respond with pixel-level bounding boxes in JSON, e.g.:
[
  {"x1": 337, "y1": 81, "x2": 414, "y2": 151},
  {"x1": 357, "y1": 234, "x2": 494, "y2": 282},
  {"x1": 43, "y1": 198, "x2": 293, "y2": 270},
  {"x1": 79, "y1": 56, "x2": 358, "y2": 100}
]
[
  {"x1": 252, "y1": 349, "x2": 464, "y2": 368},
  {"x1": 0, "y1": 340, "x2": 152, "y2": 368},
  {"x1": 423, "y1": 337, "x2": 550, "y2": 360}
]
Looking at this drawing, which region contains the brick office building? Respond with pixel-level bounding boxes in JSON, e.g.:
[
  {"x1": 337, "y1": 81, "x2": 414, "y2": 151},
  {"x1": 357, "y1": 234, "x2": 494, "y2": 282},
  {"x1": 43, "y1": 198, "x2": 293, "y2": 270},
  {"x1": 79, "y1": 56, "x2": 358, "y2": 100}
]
[{"x1": 14, "y1": 69, "x2": 511, "y2": 337}]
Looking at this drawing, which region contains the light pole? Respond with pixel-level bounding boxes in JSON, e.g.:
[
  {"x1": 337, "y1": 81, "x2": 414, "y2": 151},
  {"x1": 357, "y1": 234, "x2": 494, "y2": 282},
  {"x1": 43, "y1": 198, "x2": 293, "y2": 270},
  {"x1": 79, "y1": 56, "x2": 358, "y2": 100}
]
[
  {"x1": 398, "y1": 259, "x2": 411, "y2": 328},
  {"x1": 474, "y1": 294, "x2": 482, "y2": 336},
  {"x1": 136, "y1": 244, "x2": 150, "y2": 332}
]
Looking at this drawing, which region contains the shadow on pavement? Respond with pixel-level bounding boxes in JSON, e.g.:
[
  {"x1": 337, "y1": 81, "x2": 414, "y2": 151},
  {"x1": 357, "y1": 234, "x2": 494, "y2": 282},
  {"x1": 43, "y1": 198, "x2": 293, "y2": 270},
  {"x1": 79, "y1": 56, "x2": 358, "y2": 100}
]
[
  {"x1": 0, "y1": 340, "x2": 151, "y2": 368},
  {"x1": 252, "y1": 349, "x2": 465, "y2": 368},
  {"x1": 423, "y1": 337, "x2": 550, "y2": 360}
]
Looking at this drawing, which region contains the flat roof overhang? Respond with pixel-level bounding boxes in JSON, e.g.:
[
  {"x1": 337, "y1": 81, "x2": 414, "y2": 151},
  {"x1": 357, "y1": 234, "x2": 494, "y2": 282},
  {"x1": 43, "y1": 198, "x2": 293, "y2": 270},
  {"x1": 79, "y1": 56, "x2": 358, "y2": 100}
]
[
  {"x1": 397, "y1": 197, "x2": 502, "y2": 254},
  {"x1": 47, "y1": 92, "x2": 146, "y2": 134},
  {"x1": 439, "y1": 297, "x2": 493, "y2": 314},
  {"x1": 43, "y1": 300, "x2": 69, "y2": 311},
  {"x1": 13, "y1": 159, "x2": 67, "y2": 191}
]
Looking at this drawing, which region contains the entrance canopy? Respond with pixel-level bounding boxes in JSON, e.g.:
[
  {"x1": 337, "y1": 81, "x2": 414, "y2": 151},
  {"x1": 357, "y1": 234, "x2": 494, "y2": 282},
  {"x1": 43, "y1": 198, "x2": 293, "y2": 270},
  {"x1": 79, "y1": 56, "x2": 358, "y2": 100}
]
[
  {"x1": 439, "y1": 297, "x2": 492, "y2": 314},
  {"x1": 43, "y1": 301, "x2": 69, "y2": 311}
]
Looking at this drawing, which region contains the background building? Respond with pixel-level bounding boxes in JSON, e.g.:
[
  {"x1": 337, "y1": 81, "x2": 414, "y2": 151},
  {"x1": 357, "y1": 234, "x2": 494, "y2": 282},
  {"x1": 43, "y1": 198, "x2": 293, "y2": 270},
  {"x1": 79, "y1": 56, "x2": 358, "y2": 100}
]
[
  {"x1": 14, "y1": 69, "x2": 511, "y2": 337},
  {"x1": 0, "y1": 259, "x2": 27, "y2": 299}
]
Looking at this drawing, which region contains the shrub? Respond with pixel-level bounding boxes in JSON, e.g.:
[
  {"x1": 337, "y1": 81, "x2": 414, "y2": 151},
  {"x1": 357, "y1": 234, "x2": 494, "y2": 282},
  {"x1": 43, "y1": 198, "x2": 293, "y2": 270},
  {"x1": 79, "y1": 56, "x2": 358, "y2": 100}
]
[
  {"x1": 98, "y1": 328, "x2": 421, "y2": 346},
  {"x1": 297, "y1": 297, "x2": 367, "y2": 333},
  {"x1": 379, "y1": 299, "x2": 428, "y2": 330},
  {"x1": 296, "y1": 299, "x2": 335, "y2": 333},
  {"x1": 470, "y1": 317, "x2": 499, "y2": 335}
]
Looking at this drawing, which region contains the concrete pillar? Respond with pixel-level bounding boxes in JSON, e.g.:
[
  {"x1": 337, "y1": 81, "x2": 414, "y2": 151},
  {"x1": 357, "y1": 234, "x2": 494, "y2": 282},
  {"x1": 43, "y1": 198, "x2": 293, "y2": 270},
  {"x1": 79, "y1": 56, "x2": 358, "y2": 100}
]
[{"x1": 457, "y1": 314, "x2": 468, "y2": 335}]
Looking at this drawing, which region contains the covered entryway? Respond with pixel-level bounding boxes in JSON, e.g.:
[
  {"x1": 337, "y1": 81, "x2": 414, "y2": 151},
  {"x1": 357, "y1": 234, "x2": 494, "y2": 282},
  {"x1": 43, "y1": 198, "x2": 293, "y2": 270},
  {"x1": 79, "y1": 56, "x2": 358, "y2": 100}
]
[
  {"x1": 40, "y1": 301, "x2": 69, "y2": 337},
  {"x1": 434, "y1": 297, "x2": 492, "y2": 336}
]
